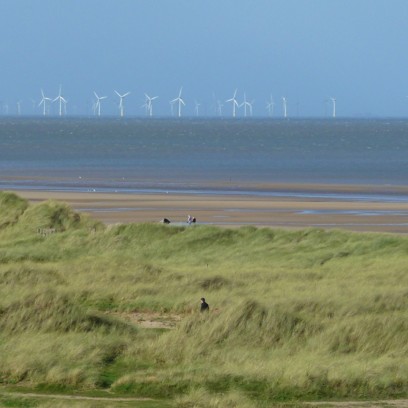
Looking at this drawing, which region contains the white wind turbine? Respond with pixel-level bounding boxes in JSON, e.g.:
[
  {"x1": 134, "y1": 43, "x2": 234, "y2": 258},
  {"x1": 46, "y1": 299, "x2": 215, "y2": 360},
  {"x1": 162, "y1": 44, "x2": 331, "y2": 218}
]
[
  {"x1": 115, "y1": 90, "x2": 130, "y2": 117},
  {"x1": 217, "y1": 100, "x2": 223, "y2": 116},
  {"x1": 93, "y1": 92, "x2": 107, "y2": 117},
  {"x1": 39, "y1": 89, "x2": 52, "y2": 116},
  {"x1": 194, "y1": 100, "x2": 201, "y2": 116},
  {"x1": 16, "y1": 101, "x2": 22, "y2": 116},
  {"x1": 330, "y1": 97, "x2": 336, "y2": 118},
  {"x1": 249, "y1": 100, "x2": 254, "y2": 116},
  {"x1": 53, "y1": 86, "x2": 67, "y2": 116},
  {"x1": 266, "y1": 95, "x2": 275, "y2": 117},
  {"x1": 171, "y1": 87, "x2": 185, "y2": 117},
  {"x1": 141, "y1": 94, "x2": 152, "y2": 116},
  {"x1": 240, "y1": 93, "x2": 254, "y2": 117},
  {"x1": 144, "y1": 93, "x2": 158, "y2": 117},
  {"x1": 226, "y1": 89, "x2": 239, "y2": 117},
  {"x1": 282, "y1": 97, "x2": 288, "y2": 118}
]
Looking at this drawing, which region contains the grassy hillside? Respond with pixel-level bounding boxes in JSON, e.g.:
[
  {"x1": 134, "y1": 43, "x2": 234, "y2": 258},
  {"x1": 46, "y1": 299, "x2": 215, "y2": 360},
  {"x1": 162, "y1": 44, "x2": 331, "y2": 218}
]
[{"x1": 0, "y1": 191, "x2": 407, "y2": 407}]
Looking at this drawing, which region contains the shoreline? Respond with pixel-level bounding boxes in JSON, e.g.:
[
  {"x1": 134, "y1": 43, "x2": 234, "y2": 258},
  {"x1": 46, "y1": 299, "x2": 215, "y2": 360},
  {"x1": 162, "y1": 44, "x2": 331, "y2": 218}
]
[
  {"x1": 2, "y1": 177, "x2": 408, "y2": 200},
  {"x1": 4, "y1": 182, "x2": 408, "y2": 234}
]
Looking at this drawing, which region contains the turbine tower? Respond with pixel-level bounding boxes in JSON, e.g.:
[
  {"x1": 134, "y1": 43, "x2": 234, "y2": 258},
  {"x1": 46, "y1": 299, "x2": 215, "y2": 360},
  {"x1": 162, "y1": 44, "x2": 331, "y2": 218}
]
[
  {"x1": 226, "y1": 89, "x2": 239, "y2": 117},
  {"x1": 282, "y1": 97, "x2": 288, "y2": 118},
  {"x1": 266, "y1": 95, "x2": 275, "y2": 117},
  {"x1": 330, "y1": 97, "x2": 336, "y2": 118},
  {"x1": 93, "y1": 92, "x2": 107, "y2": 117},
  {"x1": 240, "y1": 93, "x2": 253, "y2": 117},
  {"x1": 115, "y1": 90, "x2": 130, "y2": 117},
  {"x1": 39, "y1": 89, "x2": 52, "y2": 116},
  {"x1": 144, "y1": 93, "x2": 158, "y2": 117},
  {"x1": 194, "y1": 100, "x2": 201, "y2": 116},
  {"x1": 171, "y1": 87, "x2": 185, "y2": 117},
  {"x1": 53, "y1": 86, "x2": 67, "y2": 116},
  {"x1": 217, "y1": 100, "x2": 223, "y2": 116}
]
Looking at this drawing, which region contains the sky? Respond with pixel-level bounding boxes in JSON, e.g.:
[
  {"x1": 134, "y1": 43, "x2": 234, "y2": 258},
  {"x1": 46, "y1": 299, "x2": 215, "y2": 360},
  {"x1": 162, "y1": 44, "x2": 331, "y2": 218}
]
[{"x1": 1, "y1": 0, "x2": 408, "y2": 117}]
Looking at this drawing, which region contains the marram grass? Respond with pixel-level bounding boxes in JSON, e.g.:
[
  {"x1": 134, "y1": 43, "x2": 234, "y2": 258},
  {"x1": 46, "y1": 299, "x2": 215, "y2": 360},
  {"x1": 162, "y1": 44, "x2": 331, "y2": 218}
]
[{"x1": 0, "y1": 191, "x2": 408, "y2": 405}]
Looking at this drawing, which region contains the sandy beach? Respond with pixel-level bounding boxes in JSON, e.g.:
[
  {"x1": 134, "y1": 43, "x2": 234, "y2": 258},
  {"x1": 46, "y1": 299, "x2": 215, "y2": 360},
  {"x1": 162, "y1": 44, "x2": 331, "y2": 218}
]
[{"x1": 9, "y1": 183, "x2": 408, "y2": 234}]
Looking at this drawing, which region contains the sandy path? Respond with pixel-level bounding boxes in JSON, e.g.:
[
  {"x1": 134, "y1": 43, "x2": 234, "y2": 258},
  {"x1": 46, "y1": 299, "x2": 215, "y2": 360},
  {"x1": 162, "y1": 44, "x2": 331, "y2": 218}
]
[
  {"x1": 3, "y1": 390, "x2": 408, "y2": 407},
  {"x1": 306, "y1": 400, "x2": 408, "y2": 407},
  {"x1": 1, "y1": 391, "x2": 153, "y2": 402}
]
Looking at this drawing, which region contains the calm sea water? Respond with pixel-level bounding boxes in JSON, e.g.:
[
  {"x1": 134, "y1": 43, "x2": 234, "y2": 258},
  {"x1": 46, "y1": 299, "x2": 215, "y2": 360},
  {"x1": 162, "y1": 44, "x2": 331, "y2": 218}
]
[{"x1": 0, "y1": 118, "x2": 407, "y2": 193}]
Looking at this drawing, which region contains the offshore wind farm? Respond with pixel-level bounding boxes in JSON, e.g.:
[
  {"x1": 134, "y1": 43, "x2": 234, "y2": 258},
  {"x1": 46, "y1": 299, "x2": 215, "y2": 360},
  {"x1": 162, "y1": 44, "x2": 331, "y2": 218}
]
[{"x1": 2, "y1": 86, "x2": 344, "y2": 118}]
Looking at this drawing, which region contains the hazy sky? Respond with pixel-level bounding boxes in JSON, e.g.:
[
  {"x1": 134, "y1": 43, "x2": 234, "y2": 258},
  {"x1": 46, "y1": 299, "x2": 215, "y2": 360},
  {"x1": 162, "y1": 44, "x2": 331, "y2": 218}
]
[{"x1": 1, "y1": 0, "x2": 408, "y2": 117}]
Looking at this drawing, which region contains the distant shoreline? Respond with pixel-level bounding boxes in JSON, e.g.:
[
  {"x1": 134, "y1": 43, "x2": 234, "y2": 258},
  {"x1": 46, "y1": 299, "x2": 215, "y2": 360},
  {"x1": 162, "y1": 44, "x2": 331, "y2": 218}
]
[{"x1": 2, "y1": 176, "x2": 408, "y2": 202}]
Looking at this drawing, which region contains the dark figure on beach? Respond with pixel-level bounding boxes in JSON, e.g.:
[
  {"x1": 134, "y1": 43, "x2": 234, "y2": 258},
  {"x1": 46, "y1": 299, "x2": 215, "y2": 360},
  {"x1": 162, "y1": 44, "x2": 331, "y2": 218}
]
[
  {"x1": 200, "y1": 297, "x2": 209, "y2": 312},
  {"x1": 161, "y1": 218, "x2": 171, "y2": 224}
]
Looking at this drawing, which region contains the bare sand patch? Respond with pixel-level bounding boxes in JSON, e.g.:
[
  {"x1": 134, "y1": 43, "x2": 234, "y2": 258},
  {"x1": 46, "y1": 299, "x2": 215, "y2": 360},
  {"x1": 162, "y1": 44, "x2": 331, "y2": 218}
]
[{"x1": 108, "y1": 311, "x2": 182, "y2": 329}]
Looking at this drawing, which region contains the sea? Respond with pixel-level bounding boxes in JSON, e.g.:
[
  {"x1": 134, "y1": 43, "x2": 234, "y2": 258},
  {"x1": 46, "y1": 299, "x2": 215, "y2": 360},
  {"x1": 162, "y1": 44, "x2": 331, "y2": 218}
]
[{"x1": 1, "y1": 117, "x2": 408, "y2": 201}]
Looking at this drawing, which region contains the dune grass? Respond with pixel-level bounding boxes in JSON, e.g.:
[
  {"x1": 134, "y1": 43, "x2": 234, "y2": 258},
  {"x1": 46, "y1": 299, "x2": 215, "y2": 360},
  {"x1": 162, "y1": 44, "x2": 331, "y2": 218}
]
[{"x1": 0, "y1": 191, "x2": 407, "y2": 406}]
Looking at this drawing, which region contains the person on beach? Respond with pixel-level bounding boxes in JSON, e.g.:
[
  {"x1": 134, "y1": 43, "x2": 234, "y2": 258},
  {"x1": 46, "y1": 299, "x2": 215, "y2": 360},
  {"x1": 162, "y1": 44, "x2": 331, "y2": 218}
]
[
  {"x1": 188, "y1": 215, "x2": 197, "y2": 225},
  {"x1": 200, "y1": 297, "x2": 209, "y2": 312}
]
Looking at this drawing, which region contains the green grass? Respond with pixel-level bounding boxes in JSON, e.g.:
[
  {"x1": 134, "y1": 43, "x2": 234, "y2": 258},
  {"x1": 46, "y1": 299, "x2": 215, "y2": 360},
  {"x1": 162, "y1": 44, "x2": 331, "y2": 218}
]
[{"x1": 1, "y1": 191, "x2": 408, "y2": 407}]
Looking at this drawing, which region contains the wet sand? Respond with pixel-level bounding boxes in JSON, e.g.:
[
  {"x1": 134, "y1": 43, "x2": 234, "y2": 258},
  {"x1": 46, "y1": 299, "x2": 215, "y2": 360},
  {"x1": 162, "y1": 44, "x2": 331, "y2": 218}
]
[{"x1": 11, "y1": 184, "x2": 408, "y2": 234}]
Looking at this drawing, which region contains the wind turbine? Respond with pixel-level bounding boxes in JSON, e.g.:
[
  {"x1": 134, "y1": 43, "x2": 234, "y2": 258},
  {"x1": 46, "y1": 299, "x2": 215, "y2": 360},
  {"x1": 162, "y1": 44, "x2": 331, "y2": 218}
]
[
  {"x1": 53, "y1": 86, "x2": 67, "y2": 116},
  {"x1": 144, "y1": 93, "x2": 158, "y2": 117},
  {"x1": 93, "y1": 91, "x2": 107, "y2": 117},
  {"x1": 266, "y1": 95, "x2": 275, "y2": 117},
  {"x1": 171, "y1": 87, "x2": 185, "y2": 117},
  {"x1": 282, "y1": 97, "x2": 288, "y2": 118},
  {"x1": 115, "y1": 90, "x2": 130, "y2": 117},
  {"x1": 226, "y1": 89, "x2": 239, "y2": 117},
  {"x1": 248, "y1": 100, "x2": 254, "y2": 116},
  {"x1": 38, "y1": 89, "x2": 52, "y2": 116},
  {"x1": 39, "y1": 89, "x2": 52, "y2": 116},
  {"x1": 194, "y1": 100, "x2": 201, "y2": 116},
  {"x1": 240, "y1": 93, "x2": 253, "y2": 117},
  {"x1": 16, "y1": 101, "x2": 21, "y2": 116},
  {"x1": 330, "y1": 97, "x2": 336, "y2": 118},
  {"x1": 217, "y1": 100, "x2": 223, "y2": 116}
]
